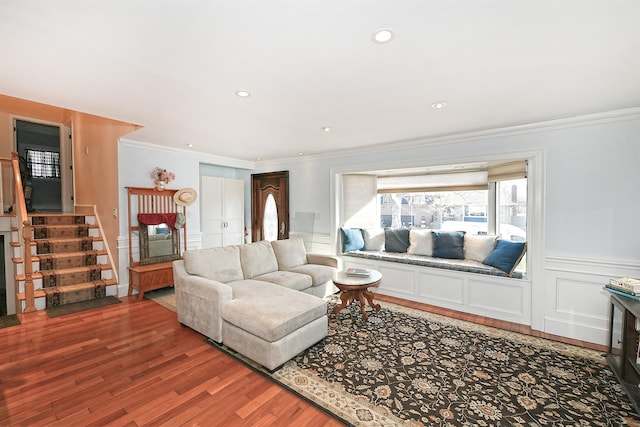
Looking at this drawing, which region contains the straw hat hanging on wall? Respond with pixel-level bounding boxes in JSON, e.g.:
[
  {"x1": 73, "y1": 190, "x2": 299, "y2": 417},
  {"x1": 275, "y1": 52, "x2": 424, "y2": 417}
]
[{"x1": 174, "y1": 188, "x2": 197, "y2": 207}]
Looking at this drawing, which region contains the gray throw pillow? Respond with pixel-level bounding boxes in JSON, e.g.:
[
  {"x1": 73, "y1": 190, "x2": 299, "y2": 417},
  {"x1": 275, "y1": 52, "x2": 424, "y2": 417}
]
[
  {"x1": 384, "y1": 228, "x2": 410, "y2": 252},
  {"x1": 432, "y1": 231, "x2": 465, "y2": 259}
]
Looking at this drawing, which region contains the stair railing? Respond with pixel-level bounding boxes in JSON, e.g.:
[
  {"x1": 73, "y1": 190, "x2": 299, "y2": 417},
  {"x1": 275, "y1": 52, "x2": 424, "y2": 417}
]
[{"x1": 10, "y1": 151, "x2": 36, "y2": 313}]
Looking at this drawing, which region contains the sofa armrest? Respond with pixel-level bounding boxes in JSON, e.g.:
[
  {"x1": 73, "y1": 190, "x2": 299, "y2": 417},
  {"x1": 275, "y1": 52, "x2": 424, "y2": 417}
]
[
  {"x1": 306, "y1": 253, "x2": 341, "y2": 269},
  {"x1": 173, "y1": 260, "x2": 233, "y2": 342}
]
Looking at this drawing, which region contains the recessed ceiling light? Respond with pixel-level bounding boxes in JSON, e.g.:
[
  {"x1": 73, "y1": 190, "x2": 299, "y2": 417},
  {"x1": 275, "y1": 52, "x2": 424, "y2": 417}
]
[
  {"x1": 432, "y1": 101, "x2": 447, "y2": 109},
  {"x1": 372, "y1": 28, "x2": 394, "y2": 44},
  {"x1": 321, "y1": 126, "x2": 331, "y2": 132},
  {"x1": 235, "y1": 90, "x2": 251, "y2": 98},
  {"x1": 297, "y1": 152, "x2": 304, "y2": 156},
  {"x1": 255, "y1": 156, "x2": 262, "y2": 161},
  {"x1": 186, "y1": 143, "x2": 193, "y2": 148}
]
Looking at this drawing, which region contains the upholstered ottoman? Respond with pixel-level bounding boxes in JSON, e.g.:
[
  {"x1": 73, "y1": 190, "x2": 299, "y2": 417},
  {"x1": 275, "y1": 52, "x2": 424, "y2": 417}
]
[{"x1": 221, "y1": 279, "x2": 327, "y2": 371}]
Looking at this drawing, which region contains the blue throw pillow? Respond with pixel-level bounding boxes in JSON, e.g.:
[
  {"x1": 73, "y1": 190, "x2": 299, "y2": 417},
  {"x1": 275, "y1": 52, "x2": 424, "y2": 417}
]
[
  {"x1": 432, "y1": 231, "x2": 465, "y2": 259},
  {"x1": 384, "y1": 228, "x2": 410, "y2": 252},
  {"x1": 341, "y1": 228, "x2": 364, "y2": 252},
  {"x1": 483, "y1": 240, "x2": 527, "y2": 276}
]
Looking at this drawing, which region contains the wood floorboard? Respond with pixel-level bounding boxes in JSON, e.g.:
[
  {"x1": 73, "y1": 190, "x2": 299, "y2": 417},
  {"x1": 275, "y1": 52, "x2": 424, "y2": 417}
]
[
  {"x1": 1, "y1": 297, "x2": 340, "y2": 426},
  {"x1": 1, "y1": 292, "x2": 605, "y2": 426}
]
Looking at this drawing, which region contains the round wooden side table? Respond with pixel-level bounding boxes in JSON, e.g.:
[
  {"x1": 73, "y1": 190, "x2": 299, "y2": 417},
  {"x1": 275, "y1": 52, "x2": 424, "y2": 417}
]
[{"x1": 332, "y1": 269, "x2": 382, "y2": 320}]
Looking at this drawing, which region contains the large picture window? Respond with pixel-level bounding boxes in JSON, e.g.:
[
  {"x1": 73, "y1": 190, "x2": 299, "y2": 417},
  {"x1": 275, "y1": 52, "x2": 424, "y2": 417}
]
[
  {"x1": 25, "y1": 149, "x2": 61, "y2": 179},
  {"x1": 373, "y1": 162, "x2": 527, "y2": 273}
]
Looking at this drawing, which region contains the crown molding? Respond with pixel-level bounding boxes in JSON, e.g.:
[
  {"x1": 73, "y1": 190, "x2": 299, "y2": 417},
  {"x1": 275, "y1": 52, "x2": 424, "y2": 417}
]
[{"x1": 119, "y1": 138, "x2": 256, "y2": 170}]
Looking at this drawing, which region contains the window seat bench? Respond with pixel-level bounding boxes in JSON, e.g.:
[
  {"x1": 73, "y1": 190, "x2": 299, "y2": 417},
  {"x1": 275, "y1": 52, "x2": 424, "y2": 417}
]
[{"x1": 343, "y1": 250, "x2": 523, "y2": 279}]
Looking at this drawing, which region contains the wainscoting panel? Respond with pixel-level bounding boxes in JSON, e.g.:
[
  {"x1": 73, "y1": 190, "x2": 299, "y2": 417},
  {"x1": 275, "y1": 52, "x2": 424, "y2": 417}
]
[
  {"x1": 378, "y1": 265, "x2": 417, "y2": 297},
  {"x1": 467, "y1": 276, "x2": 531, "y2": 322},
  {"x1": 417, "y1": 271, "x2": 464, "y2": 305},
  {"x1": 544, "y1": 256, "x2": 640, "y2": 346}
]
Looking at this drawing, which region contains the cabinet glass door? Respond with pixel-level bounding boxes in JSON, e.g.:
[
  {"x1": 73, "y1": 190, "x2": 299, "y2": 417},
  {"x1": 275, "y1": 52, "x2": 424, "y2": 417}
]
[{"x1": 609, "y1": 299, "x2": 625, "y2": 373}]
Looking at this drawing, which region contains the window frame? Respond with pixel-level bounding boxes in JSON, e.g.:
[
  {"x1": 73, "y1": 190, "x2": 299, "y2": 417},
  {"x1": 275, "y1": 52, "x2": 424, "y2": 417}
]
[
  {"x1": 25, "y1": 148, "x2": 61, "y2": 179},
  {"x1": 330, "y1": 149, "x2": 545, "y2": 330}
]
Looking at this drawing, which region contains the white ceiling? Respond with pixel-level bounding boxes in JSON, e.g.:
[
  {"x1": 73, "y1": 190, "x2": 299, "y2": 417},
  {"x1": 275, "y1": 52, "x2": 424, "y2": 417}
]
[{"x1": 1, "y1": 0, "x2": 639, "y2": 162}]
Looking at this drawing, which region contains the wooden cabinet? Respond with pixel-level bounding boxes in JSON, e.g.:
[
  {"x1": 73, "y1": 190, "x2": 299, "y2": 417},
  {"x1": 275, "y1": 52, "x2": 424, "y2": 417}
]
[
  {"x1": 128, "y1": 262, "x2": 174, "y2": 300},
  {"x1": 606, "y1": 292, "x2": 640, "y2": 414},
  {"x1": 201, "y1": 176, "x2": 244, "y2": 248}
]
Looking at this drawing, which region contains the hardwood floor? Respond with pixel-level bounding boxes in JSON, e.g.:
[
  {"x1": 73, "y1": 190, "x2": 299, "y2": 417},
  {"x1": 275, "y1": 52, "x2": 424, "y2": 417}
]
[
  {"x1": 0, "y1": 297, "x2": 342, "y2": 427},
  {"x1": 1, "y1": 292, "x2": 605, "y2": 426}
]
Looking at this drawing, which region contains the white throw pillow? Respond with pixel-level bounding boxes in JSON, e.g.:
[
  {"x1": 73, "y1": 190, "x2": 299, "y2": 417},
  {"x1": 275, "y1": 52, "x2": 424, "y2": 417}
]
[
  {"x1": 464, "y1": 235, "x2": 498, "y2": 262},
  {"x1": 407, "y1": 229, "x2": 433, "y2": 256},
  {"x1": 363, "y1": 228, "x2": 385, "y2": 251}
]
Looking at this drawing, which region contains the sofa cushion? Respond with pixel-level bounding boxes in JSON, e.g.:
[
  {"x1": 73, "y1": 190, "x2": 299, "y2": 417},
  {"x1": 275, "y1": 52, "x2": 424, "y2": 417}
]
[
  {"x1": 363, "y1": 228, "x2": 385, "y2": 251},
  {"x1": 407, "y1": 229, "x2": 433, "y2": 256},
  {"x1": 432, "y1": 231, "x2": 465, "y2": 259},
  {"x1": 288, "y1": 263, "x2": 335, "y2": 287},
  {"x1": 483, "y1": 240, "x2": 527, "y2": 276},
  {"x1": 464, "y1": 235, "x2": 498, "y2": 262},
  {"x1": 222, "y1": 279, "x2": 326, "y2": 342},
  {"x1": 271, "y1": 237, "x2": 308, "y2": 270},
  {"x1": 340, "y1": 227, "x2": 365, "y2": 252},
  {"x1": 183, "y1": 245, "x2": 244, "y2": 283},
  {"x1": 254, "y1": 271, "x2": 312, "y2": 292},
  {"x1": 239, "y1": 240, "x2": 279, "y2": 279},
  {"x1": 384, "y1": 228, "x2": 410, "y2": 253}
]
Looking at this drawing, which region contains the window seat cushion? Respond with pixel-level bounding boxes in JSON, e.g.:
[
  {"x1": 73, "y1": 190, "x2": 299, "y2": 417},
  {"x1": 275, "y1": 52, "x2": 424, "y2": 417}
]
[{"x1": 343, "y1": 250, "x2": 522, "y2": 279}]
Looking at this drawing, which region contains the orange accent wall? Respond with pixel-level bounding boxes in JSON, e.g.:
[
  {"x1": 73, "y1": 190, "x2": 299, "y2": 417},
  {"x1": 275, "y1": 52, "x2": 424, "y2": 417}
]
[{"x1": 0, "y1": 94, "x2": 139, "y2": 277}]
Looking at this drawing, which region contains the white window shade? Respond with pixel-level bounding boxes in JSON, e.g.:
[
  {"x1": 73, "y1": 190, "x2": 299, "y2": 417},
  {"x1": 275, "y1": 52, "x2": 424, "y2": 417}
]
[
  {"x1": 377, "y1": 171, "x2": 488, "y2": 193},
  {"x1": 342, "y1": 174, "x2": 378, "y2": 228},
  {"x1": 488, "y1": 161, "x2": 527, "y2": 182}
]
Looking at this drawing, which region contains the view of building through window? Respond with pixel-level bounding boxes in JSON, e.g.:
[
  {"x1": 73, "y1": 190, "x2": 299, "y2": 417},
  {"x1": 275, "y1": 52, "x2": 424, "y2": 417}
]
[{"x1": 379, "y1": 178, "x2": 527, "y2": 242}]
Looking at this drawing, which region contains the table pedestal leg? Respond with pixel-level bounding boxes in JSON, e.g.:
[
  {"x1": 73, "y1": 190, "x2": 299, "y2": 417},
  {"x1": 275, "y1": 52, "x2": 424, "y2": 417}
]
[
  {"x1": 333, "y1": 288, "x2": 381, "y2": 320},
  {"x1": 333, "y1": 290, "x2": 356, "y2": 315}
]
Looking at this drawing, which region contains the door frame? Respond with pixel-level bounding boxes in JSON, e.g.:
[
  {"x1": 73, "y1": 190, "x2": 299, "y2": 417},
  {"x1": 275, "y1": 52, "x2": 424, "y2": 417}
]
[
  {"x1": 10, "y1": 115, "x2": 73, "y2": 212},
  {"x1": 251, "y1": 171, "x2": 289, "y2": 242}
]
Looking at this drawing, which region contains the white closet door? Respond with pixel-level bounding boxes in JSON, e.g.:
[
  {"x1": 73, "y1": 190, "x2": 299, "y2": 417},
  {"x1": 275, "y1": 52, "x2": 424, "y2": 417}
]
[
  {"x1": 222, "y1": 179, "x2": 244, "y2": 245},
  {"x1": 201, "y1": 176, "x2": 223, "y2": 249}
]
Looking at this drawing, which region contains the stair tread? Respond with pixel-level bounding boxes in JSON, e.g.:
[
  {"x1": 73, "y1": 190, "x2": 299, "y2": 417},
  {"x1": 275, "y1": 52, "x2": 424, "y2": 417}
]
[
  {"x1": 28, "y1": 213, "x2": 89, "y2": 217},
  {"x1": 33, "y1": 236, "x2": 100, "y2": 242},
  {"x1": 16, "y1": 278, "x2": 117, "y2": 300},
  {"x1": 12, "y1": 250, "x2": 107, "y2": 264},
  {"x1": 32, "y1": 224, "x2": 97, "y2": 229},
  {"x1": 15, "y1": 264, "x2": 112, "y2": 281}
]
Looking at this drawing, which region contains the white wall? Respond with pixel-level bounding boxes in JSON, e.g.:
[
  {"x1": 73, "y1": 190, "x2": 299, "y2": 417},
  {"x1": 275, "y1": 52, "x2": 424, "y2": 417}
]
[
  {"x1": 250, "y1": 110, "x2": 640, "y2": 345},
  {"x1": 254, "y1": 112, "x2": 640, "y2": 261},
  {"x1": 118, "y1": 110, "x2": 640, "y2": 345}
]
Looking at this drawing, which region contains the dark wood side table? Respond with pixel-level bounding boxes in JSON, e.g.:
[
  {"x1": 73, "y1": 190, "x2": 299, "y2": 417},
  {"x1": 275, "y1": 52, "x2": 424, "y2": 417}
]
[
  {"x1": 332, "y1": 269, "x2": 382, "y2": 321},
  {"x1": 606, "y1": 291, "x2": 640, "y2": 414},
  {"x1": 128, "y1": 261, "x2": 174, "y2": 301}
]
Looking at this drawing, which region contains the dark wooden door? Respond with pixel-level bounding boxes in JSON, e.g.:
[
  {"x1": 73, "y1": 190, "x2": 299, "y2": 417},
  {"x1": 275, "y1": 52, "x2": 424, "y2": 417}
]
[{"x1": 251, "y1": 171, "x2": 289, "y2": 242}]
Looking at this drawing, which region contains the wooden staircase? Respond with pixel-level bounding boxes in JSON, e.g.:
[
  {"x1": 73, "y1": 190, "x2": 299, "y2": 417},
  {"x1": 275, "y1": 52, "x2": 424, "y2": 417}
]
[{"x1": 12, "y1": 213, "x2": 117, "y2": 312}]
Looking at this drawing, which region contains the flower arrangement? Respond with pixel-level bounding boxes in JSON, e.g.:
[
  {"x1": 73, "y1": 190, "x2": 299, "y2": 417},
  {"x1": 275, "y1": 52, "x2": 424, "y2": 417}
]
[{"x1": 150, "y1": 167, "x2": 175, "y2": 190}]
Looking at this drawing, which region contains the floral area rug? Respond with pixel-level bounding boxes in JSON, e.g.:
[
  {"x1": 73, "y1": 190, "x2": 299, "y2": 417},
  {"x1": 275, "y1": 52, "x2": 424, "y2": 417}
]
[
  {"x1": 277, "y1": 298, "x2": 638, "y2": 426},
  {"x1": 159, "y1": 290, "x2": 638, "y2": 426}
]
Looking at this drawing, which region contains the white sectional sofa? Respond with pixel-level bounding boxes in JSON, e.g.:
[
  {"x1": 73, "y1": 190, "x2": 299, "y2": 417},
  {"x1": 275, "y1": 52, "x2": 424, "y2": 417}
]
[{"x1": 172, "y1": 237, "x2": 339, "y2": 370}]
